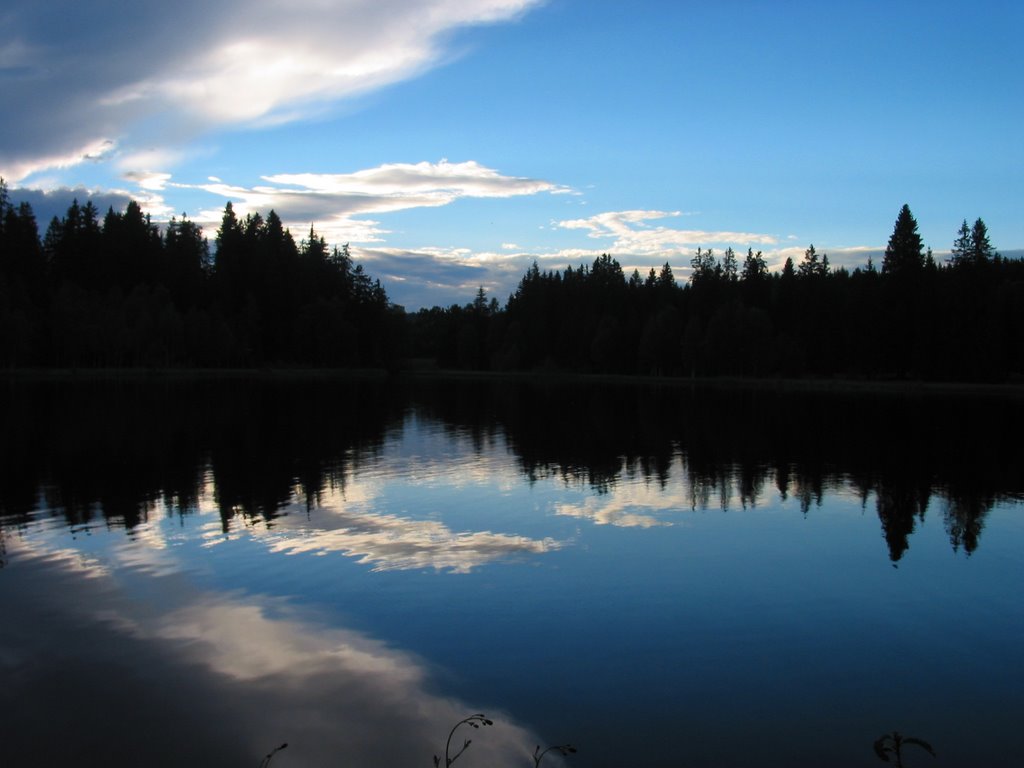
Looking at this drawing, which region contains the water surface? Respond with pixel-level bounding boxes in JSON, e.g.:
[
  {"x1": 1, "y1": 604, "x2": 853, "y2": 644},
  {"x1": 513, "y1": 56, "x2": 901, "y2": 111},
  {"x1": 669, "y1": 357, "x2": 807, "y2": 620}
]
[{"x1": 2, "y1": 377, "x2": 1022, "y2": 767}]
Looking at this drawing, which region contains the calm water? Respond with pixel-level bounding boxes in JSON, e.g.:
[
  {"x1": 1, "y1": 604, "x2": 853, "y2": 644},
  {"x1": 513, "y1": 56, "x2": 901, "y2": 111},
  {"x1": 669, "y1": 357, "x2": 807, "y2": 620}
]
[{"x1": 2, "y1": 377, "x2": 1023, "y2": 767}]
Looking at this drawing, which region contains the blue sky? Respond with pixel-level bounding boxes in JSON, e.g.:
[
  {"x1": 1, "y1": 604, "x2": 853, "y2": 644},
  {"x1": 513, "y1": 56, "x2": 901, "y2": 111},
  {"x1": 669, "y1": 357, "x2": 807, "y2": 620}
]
[{"x1": 2, "y1": 0, "x2": 1021, "y2": 309}]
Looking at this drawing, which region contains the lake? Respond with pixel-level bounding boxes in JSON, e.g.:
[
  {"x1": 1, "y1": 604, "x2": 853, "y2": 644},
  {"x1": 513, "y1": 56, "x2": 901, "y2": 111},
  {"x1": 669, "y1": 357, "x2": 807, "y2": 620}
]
[{"x1": 1, "y1": 375, "x2": 1022, "y2": 767}]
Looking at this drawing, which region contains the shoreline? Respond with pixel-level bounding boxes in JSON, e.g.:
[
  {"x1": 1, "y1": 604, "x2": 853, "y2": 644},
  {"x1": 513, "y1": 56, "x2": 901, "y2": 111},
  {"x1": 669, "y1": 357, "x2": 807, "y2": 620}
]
[{"x1": 3, "y1": 365, "x2": 1024, "y2": 398}]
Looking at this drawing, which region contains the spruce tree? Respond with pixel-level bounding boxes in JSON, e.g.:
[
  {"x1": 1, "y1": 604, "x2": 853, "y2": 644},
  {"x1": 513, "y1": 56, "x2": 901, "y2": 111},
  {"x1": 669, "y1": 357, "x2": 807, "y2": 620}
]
[
  {"x1": 881, "y1": 204, "x2": 924, "y2": 276},
  {"x1": 741, "y1": 248, "x2": 767, "y2": 281},
  {"x1": 970, "y1": 218, "x2": 995, "y2": 263},
  {"x1": 950, "y1": 219, "x2": 972, "y2": 266}
]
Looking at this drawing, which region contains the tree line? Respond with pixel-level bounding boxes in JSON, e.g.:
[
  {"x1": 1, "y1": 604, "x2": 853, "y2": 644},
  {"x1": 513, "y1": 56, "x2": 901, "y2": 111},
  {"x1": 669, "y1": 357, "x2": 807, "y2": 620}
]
[
  {"x1": 2, "y1": 185, "x2": 1021, "y2": 381},
  {"x1": 412, "y1": 204, "x2": 1024, "y2": 381},
  {"x1": 0, "y1": 182, "x2": 402, "y2": 368}
]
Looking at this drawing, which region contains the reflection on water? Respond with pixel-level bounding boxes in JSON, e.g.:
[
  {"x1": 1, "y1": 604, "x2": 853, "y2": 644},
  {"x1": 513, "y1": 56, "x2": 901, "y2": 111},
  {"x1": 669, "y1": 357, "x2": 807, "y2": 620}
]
[
  {"x1": 1, "y1": 541, "x2": 540, "y2": 768},
  {"x1": 2, "y1": 376, "x2": 1023, "y2": 767},
  {"x1": 4, "y1": 377, "x2": 1020, "y2": 561},
  {"x1": 263, "y1": 508, "x2": 561, "y2": 573}
]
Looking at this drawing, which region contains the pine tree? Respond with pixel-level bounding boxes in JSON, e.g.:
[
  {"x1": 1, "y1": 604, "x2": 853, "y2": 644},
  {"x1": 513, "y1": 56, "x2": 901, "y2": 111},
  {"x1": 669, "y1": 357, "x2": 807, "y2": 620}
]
[
  {"x1": 721, "y1": 247, "x2": 738, "y2": 282},
  {"x1": 0, "y1": 178, "x2": 9, "y2": 237},
  {"x1": 794, "y1": 243, "x2": 827, "y2": 280},
  {"x1": 689, "y1": 247, "x2": 717, "y2": 284},
  {"x1": 657, "y1": 262, "x2": 675, "y2": 288},
  {"x1": 969, "y1": 218, "x2": 995, "y2": 263},
  {"x1": 741, "y1": 248, "x2": 767, "y2": 282},
  {"x1": 881, "y1": 204, "x2": 924, "y2": 276},
  {"x1": 950, "y1": 219, "x2": 972, "y2": 266}
]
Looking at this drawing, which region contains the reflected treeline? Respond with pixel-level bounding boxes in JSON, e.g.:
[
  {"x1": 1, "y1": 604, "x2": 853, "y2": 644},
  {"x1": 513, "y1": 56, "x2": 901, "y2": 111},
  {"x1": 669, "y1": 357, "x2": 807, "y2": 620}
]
[
  {"x1": 0, "y1": 375, "x2": 404, "y2": 533},
  {"x1": 399, "y1": 378, "x2": 1024, "y2": 562},
  {"x1": 2, "y1": 376, "x2": 1022, "y2": 562}
]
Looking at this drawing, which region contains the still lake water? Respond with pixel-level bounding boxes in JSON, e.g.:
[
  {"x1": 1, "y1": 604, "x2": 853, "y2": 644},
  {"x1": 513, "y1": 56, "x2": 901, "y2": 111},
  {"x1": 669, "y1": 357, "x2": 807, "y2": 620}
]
[{"x1": 2, "y1": 376, "x2": 1023, "y2": 767}]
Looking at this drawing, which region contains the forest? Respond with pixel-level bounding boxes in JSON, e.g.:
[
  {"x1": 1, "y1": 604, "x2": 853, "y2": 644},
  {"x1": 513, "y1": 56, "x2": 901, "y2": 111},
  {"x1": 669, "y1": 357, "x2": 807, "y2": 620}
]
[
  {"x1": 411, "y1": 206, "x2": 1024, "y2": 381},
  {"x1": 0, "y1": 184, "x2": 401, "y2": 368},
  {"x1": 2, "y1": 181, "x2": 1022, "y2": 382}
]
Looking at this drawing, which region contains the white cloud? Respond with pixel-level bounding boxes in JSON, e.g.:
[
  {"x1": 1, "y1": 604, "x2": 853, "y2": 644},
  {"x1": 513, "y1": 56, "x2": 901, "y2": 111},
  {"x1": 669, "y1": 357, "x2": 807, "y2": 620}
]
[
  {"x1": 762, "y1": 244, "x2": 885, "y2": 274},
  {"x1": 0, "y1": 138, "x2": 118, "y2": 183},
  {"x1": 265, "y1": 160, "x2": 565, "y2": 198},
  {"x1": 0, "y1": 0, "x2": 545, "y2": 180},
  {"x1": 122, "y1": 170, "x2": 172, "y2": 191},
  {"x1": 556, "y1": 210, "x2": 778, "y2": 256},
  {"x1": 115, "y1": 147, "x2": 191, "y2": 176},
  {"x1": 180, "y1": 159, "x2": 567, "y2": 245}
]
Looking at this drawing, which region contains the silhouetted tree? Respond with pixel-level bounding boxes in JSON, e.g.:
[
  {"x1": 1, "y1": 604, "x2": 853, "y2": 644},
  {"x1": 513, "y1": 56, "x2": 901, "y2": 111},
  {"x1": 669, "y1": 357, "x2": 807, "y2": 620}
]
[
  {"x1": 970, "y1": 218, "x2": 995, "y2": 263},
  {"x1": 741, "y1": 248, "x2": 767, "y2": 282},
  {"x1": 163, "y1": 214, "x2": 209, "y2": 307},
  {"x1": 949, "y1": 221, "x2": 966, "y2": 266},
  {"x1": 721, "y1": 247, "x2": 738, "y2": 282},
  {"x1": 689, "y1": 247, "x2": 717, "y2": 285},
  {"x1": 798, "y1": 244, "x2": 829, "y2": 279},
  {"x1": 882, "y1": 204, "x2": 924, "y2": 276}
]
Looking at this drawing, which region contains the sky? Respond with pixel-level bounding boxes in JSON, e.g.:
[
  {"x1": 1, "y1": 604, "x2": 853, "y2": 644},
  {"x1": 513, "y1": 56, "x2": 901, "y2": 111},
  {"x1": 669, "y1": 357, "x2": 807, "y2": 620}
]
[{"x1": 2, "y1": 0, "x2": 1022, "y2": 310}]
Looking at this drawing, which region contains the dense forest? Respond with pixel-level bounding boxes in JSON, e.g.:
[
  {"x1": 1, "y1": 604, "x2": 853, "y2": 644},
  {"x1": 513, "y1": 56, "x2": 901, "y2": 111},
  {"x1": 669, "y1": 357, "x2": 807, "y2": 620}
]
[
  {"x1": 0, "y1": 183, "x2": 401, "y2": 368},
  {"x1": 411, "y1": 205, "x2": 1024, "y2": 381},
  {"x1": 2, "y1": 181, "x2": 1022, "y2": 381}
]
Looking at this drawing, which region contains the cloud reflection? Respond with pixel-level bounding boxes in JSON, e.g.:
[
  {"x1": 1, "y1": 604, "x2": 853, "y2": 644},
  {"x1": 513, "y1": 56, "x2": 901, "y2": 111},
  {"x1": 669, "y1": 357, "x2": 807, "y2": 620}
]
[
  {"x1": 265, "y1": 507, "x2": 562, "y2": 573},
  {"x1": 552, "y1": 466, "x2": 702, "y2": 528},
  {"x1": 1, "y1": 539, "x2": 541, "y2": 768}
]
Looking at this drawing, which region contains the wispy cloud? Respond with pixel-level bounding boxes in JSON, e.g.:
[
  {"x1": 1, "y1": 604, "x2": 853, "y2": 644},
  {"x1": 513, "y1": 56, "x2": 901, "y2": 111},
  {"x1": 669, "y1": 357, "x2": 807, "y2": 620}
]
[
  {"x1": 265, "y1": 160, "x2": 565, "y2": 199},
  {"x1": 0, "y1": 0, "x2": 544, "y2": 180},
  {"x1": 557, "y1": 210, "x2": 778, "y2": 255},
  {"x1": 183, "y1": 159, "x2": 568, "y2": 244}
]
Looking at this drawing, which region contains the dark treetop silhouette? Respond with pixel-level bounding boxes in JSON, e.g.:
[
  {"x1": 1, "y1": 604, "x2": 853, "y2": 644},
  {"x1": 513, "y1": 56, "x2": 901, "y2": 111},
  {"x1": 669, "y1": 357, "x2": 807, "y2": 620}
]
[{"x1": 2, "y1": 187, "x2": 1021, "y2": 381}]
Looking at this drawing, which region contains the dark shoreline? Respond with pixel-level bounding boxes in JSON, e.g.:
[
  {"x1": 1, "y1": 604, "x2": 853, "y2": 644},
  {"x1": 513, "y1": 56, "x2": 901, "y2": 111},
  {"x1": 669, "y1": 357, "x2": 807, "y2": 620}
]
[{"x1": 4, "y1": 366, "x2": 1024, "y2": 398}]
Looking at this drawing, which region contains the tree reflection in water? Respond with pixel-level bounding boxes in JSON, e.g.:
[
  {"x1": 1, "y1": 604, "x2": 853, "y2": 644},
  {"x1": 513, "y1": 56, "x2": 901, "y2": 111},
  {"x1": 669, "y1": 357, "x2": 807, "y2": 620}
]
[{"x1": 2, "y1": 376, "x2": 1021, "y2": 563}]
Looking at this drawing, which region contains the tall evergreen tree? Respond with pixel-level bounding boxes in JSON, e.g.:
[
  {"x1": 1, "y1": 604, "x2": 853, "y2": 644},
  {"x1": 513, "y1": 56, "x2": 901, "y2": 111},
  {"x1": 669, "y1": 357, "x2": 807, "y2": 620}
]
[
  {"x1": 950, "y1": 219, "x2": 972, "y2": 267},
  {"x1": 164, "y1": 214, "x2": 209, "y2": 305},
  {"x1": 721, "y1": 247, "x2": 738, "y2": 282},
  {"x1": 656, "y1": 262, "x2": 675, "y2": 289},
  {"x1": 741, "y1": 248, "x2": 767, "y2": 282},
  {"x1": 882, "y1": 204, "x2": 924, "y2": 276},
  {"x1": 690, "y1": 247, "x2": 717, "y2": 284},
  {"x1": 970, "y1": 218, "x2": 995, "y2": 263},
  {"x1": 798, "y1": 244, "x2": 827, "y2": 278},
  {"x1": 0, "y1": 178, "x2": 9, "y2": 238}
]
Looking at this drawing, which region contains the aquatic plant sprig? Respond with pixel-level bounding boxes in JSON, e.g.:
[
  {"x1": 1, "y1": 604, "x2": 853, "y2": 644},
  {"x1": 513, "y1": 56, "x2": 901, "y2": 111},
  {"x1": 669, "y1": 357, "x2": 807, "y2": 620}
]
[
  {"x1": 258, "y1": 742, "x2": 288, "y2": 768},
  {"x1": 533, "y1": 742, "x2": 577, "y2": 767},
  {"x1": 434, "y1": 713, "x2": 493, "y2": 768},
  {"x1": 873, "y1": 731, "x2": 935, "y2": 767}
]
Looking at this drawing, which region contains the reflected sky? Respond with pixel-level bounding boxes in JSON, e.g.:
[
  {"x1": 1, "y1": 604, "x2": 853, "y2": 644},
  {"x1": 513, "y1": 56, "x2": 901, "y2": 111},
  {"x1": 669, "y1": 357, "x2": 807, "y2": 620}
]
[
  {"x1": 262, "y1": 510, "x2": 561, "y2": 573},
  {"x1": 3, "y1": 384, "x2": 1024, "y2": 767},
  {"x1": 1, "y1": 537, "x2": 544, "y2": 768}
]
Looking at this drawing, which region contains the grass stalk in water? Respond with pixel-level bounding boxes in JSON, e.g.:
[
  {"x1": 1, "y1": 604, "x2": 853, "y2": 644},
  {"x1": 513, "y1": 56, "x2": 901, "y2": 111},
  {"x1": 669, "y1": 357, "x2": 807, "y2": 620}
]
[
  {"x1": 874, "y1": 731, "x2": 936, "y2": 767},
  {"x1": 434, "y1": 713, "x2": 493, "y2": 767}
]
